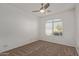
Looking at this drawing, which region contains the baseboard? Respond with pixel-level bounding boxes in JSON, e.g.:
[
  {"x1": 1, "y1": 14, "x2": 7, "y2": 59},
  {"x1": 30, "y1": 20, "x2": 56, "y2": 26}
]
[
  {"x1": 39, "y1": 39, "x2": 75, "y2": 47},
  {"x1": 76, "y1": 47, "x2": 79, "y2": 56},
  {"x1": 0, "y1": 39, "x2": 38, "y2": 53}
]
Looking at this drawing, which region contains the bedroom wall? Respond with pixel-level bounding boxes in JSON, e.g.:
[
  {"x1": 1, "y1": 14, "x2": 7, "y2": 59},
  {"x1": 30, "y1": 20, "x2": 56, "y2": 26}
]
[
  {"x1": 0, "y1": 4, "x2": 38, "y2": 52},
  {"x1": 39, "y1": 8, "x2": 76, "y2": 47},
  {"x1": 75, "y1": 4, "x2": 79, "y2": 55}
]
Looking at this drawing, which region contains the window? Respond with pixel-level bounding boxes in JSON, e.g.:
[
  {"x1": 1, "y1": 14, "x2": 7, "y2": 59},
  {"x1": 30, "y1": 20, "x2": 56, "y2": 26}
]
[
  {"x1": 45, "y1": 20, "x2": 53, "y2": 35},
  {"x1": 53, "y1": 21, "x2": 63, "y2": 36},
  {"x1": 45, "y1": 19, "x2": 63, "y2": 36}
]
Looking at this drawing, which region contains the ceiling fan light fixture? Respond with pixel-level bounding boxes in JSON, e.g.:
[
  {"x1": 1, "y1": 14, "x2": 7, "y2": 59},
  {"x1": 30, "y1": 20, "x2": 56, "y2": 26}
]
[
  {"x1": 40, "y1": 9, "x2": 45, "y2": 13},
  {"x1": 32, "y1": 3, "x2": 51, "y2": 15}
]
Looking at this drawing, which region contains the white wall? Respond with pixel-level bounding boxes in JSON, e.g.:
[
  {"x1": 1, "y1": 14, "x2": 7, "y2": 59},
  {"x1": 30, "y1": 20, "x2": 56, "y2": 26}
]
[
  {"x1": 39, "y1": 9, "x2": 76, "y2": 47},
  {"x1": 0, "y1": 4, "x2": 38, "y2": 52},
  {"x1": 75, "y1": 4, "x2": 79, "y2": 55}
]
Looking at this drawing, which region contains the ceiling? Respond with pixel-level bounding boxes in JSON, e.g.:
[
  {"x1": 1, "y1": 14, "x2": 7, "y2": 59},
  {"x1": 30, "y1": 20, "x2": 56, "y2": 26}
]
[{"x1": 8, "y1": 3, "x2": 75, "y2": 17}]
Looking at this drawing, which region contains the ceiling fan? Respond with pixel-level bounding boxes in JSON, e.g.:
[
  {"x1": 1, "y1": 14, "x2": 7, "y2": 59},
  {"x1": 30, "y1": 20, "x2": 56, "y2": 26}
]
[{"x1": 32, "y1": 3, "x2": 51, "y2": 15}]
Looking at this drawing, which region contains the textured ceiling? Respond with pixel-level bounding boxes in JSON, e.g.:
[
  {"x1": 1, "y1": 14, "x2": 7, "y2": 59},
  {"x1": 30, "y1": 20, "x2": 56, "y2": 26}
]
[{"x1": 8, "y1": 3, "x2": 75, "y2": 17}]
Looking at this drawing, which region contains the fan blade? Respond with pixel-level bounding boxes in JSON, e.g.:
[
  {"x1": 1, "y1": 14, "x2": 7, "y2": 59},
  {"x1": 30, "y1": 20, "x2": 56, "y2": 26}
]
[
  {"x1": 41, "y1": 3, "x2": 44, "y2": 6},
  {"x1": 40, "y1": 3, "x2": 44, "y2": 10},
  {"x1": 32, "y1": 10, "x2": 40, "y2": 12},
  {"x1": 40, "y1": 7, "x2": 43, "y2": 10},
  {"x1": 44, "y1": 3, "x2": 50, "y2": 9}
]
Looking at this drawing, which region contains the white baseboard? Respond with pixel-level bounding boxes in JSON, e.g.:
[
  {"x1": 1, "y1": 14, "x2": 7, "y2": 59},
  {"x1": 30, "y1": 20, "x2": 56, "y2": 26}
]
[
  {"x1": 0, "y1": 38, "x2": 38, "y2": 53},
  {"x1": 76, "y1": 47, "x2": 79, "y2": 56}
]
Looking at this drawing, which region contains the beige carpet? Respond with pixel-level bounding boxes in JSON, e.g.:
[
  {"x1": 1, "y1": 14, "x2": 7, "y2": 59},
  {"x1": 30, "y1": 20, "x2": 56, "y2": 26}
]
[{"x1": 0, "y1": 40, "x2": 78, "y2": 56}]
